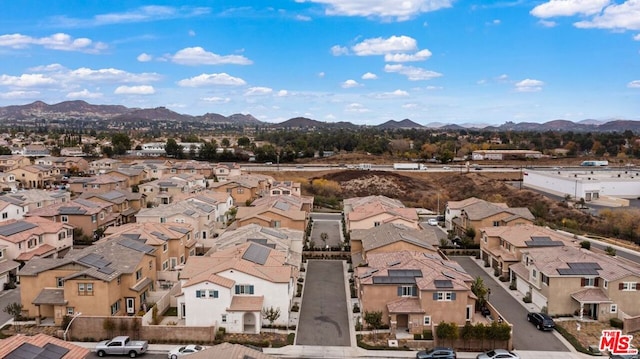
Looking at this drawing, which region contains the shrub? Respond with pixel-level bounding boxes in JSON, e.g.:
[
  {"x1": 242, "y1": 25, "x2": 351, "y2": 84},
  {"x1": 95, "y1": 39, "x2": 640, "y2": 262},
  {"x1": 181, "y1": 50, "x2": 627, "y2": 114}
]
[
  {"x1": 509, "y1": 282, "x2": 517, "y2": 290},
  {"x1": 522, "y1": 292, "x2": 532, "y2": 303},
  {"x1": 580, "y1": 240, "x2": 591, "y2": 250},
  {"x1": 287, "y1": 333, "x2": 295, "y2": 345},
  {"x1": 555, "y1": 325, "x2": 589, "y2": 354},
  {"x1": 291, "y1": 304, "x2": 299, "y2": 312},
  {"x1": 353, "y1": 303, "x2": 360, "y2": 313},
  {"x1": 610, "y1": 318, "x2": 624, "y2": 329},
  {"x1": 499, "y1": 275, "x2": 509, "y2": 282}
]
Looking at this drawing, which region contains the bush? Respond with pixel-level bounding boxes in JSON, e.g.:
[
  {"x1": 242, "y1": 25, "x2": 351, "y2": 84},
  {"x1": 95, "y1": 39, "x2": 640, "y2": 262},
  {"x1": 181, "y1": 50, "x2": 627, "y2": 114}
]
[
  {"x1": 509, "y1": 282, "x2": 517, "y2": 290},
  {"x1": 580, "y1": 240, "x2": 591, "y2": 250},
  {"x1": 291, "y1": 304, "x2": 300, "y2": 312},
  {"x1": 353, "y1": 303, "x2": 360, "y2": 313},
  {"x1": 499, "y1": 275, "x2": 509, "y2": 282},
  {"x1": 522, "y1": 292, "x2": 532, "y2": 303},
  {"x1": 610, "y1": 318, "x2": 624, "y2": 329},
  {"x1": 287, "y1": 333, "x2": 295, "y2": 345},
  {"x1": 555, "y1": 325, "x2": 589, "y2": 354}
]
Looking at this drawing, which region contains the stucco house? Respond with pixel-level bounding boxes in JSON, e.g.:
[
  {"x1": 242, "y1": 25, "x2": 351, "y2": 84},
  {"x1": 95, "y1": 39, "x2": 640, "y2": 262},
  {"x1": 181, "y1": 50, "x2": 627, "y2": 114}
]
[
  {"x1": 0, "y1": 198, "x2": 29, "y2": 222},
  {"x1": 510, "y1": 245, "x2": 640, "y2": 322},
  {"x1": 213, "y1": 162, "x2": 241, "y2": 182},
  {"x1": 344, "y1": 195, "x2": 420, "y2": 231},
  {"x1": 176, "y1": 242, "x2": 297, "y2": 332},
  {"x1": 0, "y1": 216, "x2": 74, "y2": 263},
  {"x1": 9, "y1": 165, "x2": 58, "y2": 189},
  {"x1": 1, "y1": 189, "x2": 70, "y2": 213},
  {"x1": 355, "y1": 250, "x2": 476, "y2": 335},
  {"x1": 251, "y1": 194, "x2": 314, "y2": 213},
  {"x1": 0, "y1": 155, "x2": 31, "y2": 172},
  {"x1": 79, "y1": 190, "x2": 145, "y2": 225},
  {"x1": 210, "y1": 175, "x2": 270, "y2": 206},
  {"x1": 450, "y1": 199, "x2": 534, "y2": 243},
  {"x1": 67, "y1": 175, "x2": 128, "y2": 195},
  {"x1": 235, "y1": 200, "x2": 307, "y2": 231},
  {"x1": 26, "y1": 198, "x2": 117, "y2": 239}
]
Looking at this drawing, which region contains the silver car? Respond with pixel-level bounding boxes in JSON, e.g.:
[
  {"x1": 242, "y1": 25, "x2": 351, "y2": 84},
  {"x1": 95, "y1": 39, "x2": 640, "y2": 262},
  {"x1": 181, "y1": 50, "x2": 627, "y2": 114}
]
[
  {"x1": 476, "y1": 349, "x2": 520, "y2": 359},
  {"x1": 167, "y1": 345, "x2": 206, "y2": 359}
]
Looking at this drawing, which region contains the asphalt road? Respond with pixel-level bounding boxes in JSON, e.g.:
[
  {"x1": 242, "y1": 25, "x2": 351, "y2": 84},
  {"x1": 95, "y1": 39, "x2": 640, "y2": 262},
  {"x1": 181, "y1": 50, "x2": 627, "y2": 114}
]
[
  {"x1": 454, "y1": 257, "x2": 569, "y2": 352},
  {"x1": 296, "y1": 260, "x2": 351, "y2": 346},
  {"x1": 87, "y1": 353, "x2": 165, "y2": 359},
  {"x1": 310, "y1": 220, "x2": 342, "y2": 248},
  {"x1": 0, "y1": 286, "x2": 21, "y2": 325}
]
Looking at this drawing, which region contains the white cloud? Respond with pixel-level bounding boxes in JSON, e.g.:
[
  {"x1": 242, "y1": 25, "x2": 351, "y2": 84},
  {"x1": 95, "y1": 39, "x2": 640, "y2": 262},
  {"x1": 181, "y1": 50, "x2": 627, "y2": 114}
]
[
  {"x1": 628, "y1": 80, "x2": 640, "y2": 88},
  {"x1": 298, "y1": 0, "x2": 454, "y2": 21},
  {"x1": 0, "y1": 32, "x2": 107, "y2": 53},
  {"x1": 384, "y1": 64, "x2": 442, "y2": 80},
  {"x1": 318, "y1": 72, "x2": 326, "y2": 78},
  {"x1": 384, "y1": 49, "x2": 432, "y2": 62},
  {"x1": 52, "y1": 5, "x2": 210, "y2": 27},
  {"x1": 538, "y1": 19, "x2": 557, "y2": 27},
  {"x1": 0, "y1": 90, "x2": 40, "y2": 99},
  {"x1": 325, "y1": 114, "x2": 336, "y2": 120},
  {"x1": 497, "y1": 74, "x2": 509, "y2": 81},
  {"x1": 177, "y1": 73, "x2": 246, "y2": 87},
  {"x1": 330, "y1": 45, "x2": 349, "y2": 56},
  {"x1": 515, "y1": 78, "x2": 545, "y2": 92},
  {"x1": 374, "y1": 89, "x2": 409, "y2": 98},
  {"x1": 352, "y1": 35, "x2": 417, "y2": 56},
  {"x1": 114, "y1": 85, "x2": 155, "y2": 95},
  {"x1": 171, "y1": 47, "x2": 252, "y2": 65},
  {"x1": 188, "y1": 30, "x2": 196, "y2": 36},
  {"x1": 634, "y1": 34, "x2": 640, "y2": 41},
  {"x1": 244, "y1": 86, "x2": 273, "y2": 96},
  {"x1": 66, "y1": 89, "x2": 103, "y2": 99},
  {"x1": 345, "y1": 102, "x2": 370, "y2": 113},
  {"x1": 402, "y1": 103, "x2": 418, "y2": 109},
  {"x1": 137, "y1": 53, "x2": 153, "y2": 62},
  {"x1": 68, "y1": 67, "x2": 160, "y2": 83},
  {"x1": 530, "y1": 0, "x2": 609, "y2": 18},
  {"x1": 362, "y1": 72, "x2": 378, "y2": 80},
  {"x1": 277, "y1": 90, "x2": 289, "y2": 97},
  {"x1": 0, "y1": 74, "x2": 57, "y2": 87},
  {"x1": 341, "y1": 79, "x2": 361, "y2": 88},
  {"x1": 202, "y1": 96, "x2": 231, "y2": 103},
  {"x1": 574, "y1": 1, "x2": 640, "y2": 30},
  {"x1": 296, "y1": 14, "x2": 312, "y2": 21}
]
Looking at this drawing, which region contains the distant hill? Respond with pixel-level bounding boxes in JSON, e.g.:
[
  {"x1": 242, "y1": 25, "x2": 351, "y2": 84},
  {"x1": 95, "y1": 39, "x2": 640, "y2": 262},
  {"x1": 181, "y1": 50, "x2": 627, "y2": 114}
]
[
  {"x1": 272, "y1": 117, "x2": 358, "y2": 129},
  {"x1": 0, "y1": 100, "x2": 131, "y2": 120},
  {"x1": 112, "y1": 107, "x2": 192, "y2": 122},
  {"x1": 377, "y1": 119, "x2": 424, "y2": 129}
]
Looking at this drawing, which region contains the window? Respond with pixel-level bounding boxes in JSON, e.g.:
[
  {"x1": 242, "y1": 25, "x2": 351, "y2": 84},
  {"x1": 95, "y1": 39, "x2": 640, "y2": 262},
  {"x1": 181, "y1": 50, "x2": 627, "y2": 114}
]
[
  {"x1": 78, "y1": 283, "x2": 93, "y2": 296},
  {"x1": 492, "y1": 221, "x2": 500, "y2": 227},
  {"x1": 1, "y1": 212, "x2": 7, "y2": 219},
  {"x1": 99, "y1": 212, "x2": 105, "y2": 220},
  {"x1": 604, "y1": 280, "x2": 608, "y2": 289},
  {"x1": 532, "y1": 270, "x2": 537, "y2": 279},
  {"x1": 610, "y1": 304, "x2": 618, "y2": 313},
  {"x1": 163, "y1": 243, "x2": 168, "y2": 252},
  {"x1": 38, "y1": 236, "x2": 43, "y2": 244},
  {"x1": 541, "y1": 274, "x2": 549, "y2": 286},
  {"x1": 423, "y1": 316, "x2": 431, "y2": 326},
  {"x1": 582, "y1": 277, "x2": 598, "y2": 287},
  {"x1": 60, "y1": 215, "x2": 68, "y2": 223},
  {"x1": 374, "y1": 221, "x2": 381, "y2": 227},
  {"x1": 160, "y1": 217, "x2": 166, "y2": 223},
  {"x1": 435, "y1": 292, "x2": 456, "y2": 301},
  {"x1": 283, "y1": 191, "x2": 291, "y2": 195},
  {"x1": 110, "y1": 300, "x2": 121, "y2": 315},
  {"x1": 58, "y1": 232, "x2": 66, "y2": 240},
  {"x1": 272, "y1": 221, "x2": 281, "y2": 228},
  {"x1": 162, "y1": 261, "x2": 168, "y2": 271},
  {"x1": 56, "y1": 277, "x2": 64, "y2": 287},
  {"x1": 196, "y1": 290, "x2": 206, "y2": 298},
  {"x1": 209, "y1": 290, "x2": 219, "y2": 298},
  {"x1": 620, "y1": 282, "x2": 638, "y2": 291},
  {"x1": 67, "y1": 307, "x2": 74, "y2": 315},
  {"x1": 398, "y1": 286, "x2": 417, "y2": 297},
  {"x1": 237, "y1": 188, "x2": 244, "y2": 194},
  {"x1": 91, "y1": 214, "x2": 97, "y2": 223},
  {"x1": 221, "y1": 314, "x2": 227, "y2": 323},
  {"x1": 272, "y1": 190, "x2": 280, "y2": 195},
  {"x1": 235, "y1": 284, "x2": 255, "y2": 295},
  {"x1": 136, "y1": 269, "x2": 142, "y2": 281},
  {"x1": 37, "y1": 202, "x2": 42, "y2": 208}
]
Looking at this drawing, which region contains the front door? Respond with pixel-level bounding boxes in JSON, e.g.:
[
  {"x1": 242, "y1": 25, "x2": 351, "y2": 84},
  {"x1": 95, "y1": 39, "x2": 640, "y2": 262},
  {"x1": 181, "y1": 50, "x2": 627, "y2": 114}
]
[
  {"x1": 125, "y1": 298, "x2": 135, "y2": 315},
  {"x1": 397, "y1": 314, "x2": 408, "y2": 328}
]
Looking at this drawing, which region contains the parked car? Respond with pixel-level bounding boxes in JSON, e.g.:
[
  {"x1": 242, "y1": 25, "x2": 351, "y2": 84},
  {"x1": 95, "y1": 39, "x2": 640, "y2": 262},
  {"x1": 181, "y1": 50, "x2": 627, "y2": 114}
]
[
  {"x1": 526, "y1": 312, "x2": 555, "y2": 331},
  {"x1": 168, "y1": 344, "x2": 206, "y2": 359},
  {"x1": 416, "y1": 347, "x2": 457, "y2": 359},
  {"x1": 427, "y1": 218, "x2": 438, "y2": 226},
  {"x1": 95, "y1": 336, "x2": 148, "y2": 357},
  {"x1": 476, "y1": 349, "x2": 520, "y2": 359},
  {"x1": 610, "y1": 354, "x2": 639, "y2": 359}
]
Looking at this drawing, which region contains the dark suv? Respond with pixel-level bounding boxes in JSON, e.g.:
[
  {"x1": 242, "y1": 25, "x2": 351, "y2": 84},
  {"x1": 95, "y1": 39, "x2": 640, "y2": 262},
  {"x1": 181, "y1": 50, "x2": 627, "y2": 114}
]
[
  {"x1": 416, "y1": 347, "x2": 457, "y2": 359},
  {"x1": 527, "y1": 312, "x2": 555, "y2": 331}
]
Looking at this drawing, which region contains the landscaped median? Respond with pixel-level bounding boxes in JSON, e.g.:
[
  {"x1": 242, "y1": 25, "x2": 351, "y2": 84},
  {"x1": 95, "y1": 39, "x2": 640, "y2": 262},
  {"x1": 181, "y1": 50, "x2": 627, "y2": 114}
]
[{"x1": 555, "y1": 319, "x2": 640, "y2": 355}]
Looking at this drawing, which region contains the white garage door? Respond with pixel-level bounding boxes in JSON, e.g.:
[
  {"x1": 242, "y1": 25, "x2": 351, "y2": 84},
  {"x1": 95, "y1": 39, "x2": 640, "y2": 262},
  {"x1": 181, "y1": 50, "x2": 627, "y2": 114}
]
[
  {"x1": 532, "y1": 290, "x2": 547, "y2": 309},
  {"x1": 516, "y1": 276, "x2": 529, "y2": 296}
]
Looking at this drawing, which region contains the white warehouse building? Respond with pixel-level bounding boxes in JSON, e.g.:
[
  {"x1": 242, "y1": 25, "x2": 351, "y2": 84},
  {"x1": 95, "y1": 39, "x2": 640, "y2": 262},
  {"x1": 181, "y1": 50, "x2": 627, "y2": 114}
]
[{"x1": 523, "y1": 169, "x2": 640, "y2": 202}]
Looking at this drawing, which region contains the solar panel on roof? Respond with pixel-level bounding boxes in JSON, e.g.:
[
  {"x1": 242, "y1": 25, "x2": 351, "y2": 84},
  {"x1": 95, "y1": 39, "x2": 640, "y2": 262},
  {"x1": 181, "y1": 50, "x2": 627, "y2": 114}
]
[
  {"x1": 568, "y1": 262, "x2": 602, "y2": 270},
  {"x1": 388, "y1": 269, "x2": 422, "y2": 277},
  {"x1": 273, "y1": 201, "x2": 290, "y2": 211},
  {"x1": 169, "y1": 226, "x2": 190, "y2": 234},
  {"x1": 557, "y1": 268, "x2": 600, "y2": 275},
  {"x1": 121, "y1": 233, "x2": 142, "y2": 241},
  {"x1": 242, "y1": 243, "x2": 270, "y2": 265},
  {"x1": 75, "y1": 198, "x2": 100, "y2": 207},
  {"x1": 151, "y1": 231, "x2": 170, "y2": 241},
  {"x1": 183, "y1": 209, "x2": 196, "y2": 216},
  {"x1": 373, "y1": 276, "x2": 417, "y2": 284},
  {"x1": 77, "y1": 253, "x2": 103, "y2": 267},
  {"x1": 6, "y1": 342, "x2": 70, "y2": 359},
  {"x1": 442, "y1": 271, "x2": 457, "y2": 279},
  {"x1": 59, "y1": 206, "x2": 87, "y2": 215},
  {"x1": 387, "y1": 260, "x2": 402, "y2": 267},
  {"x1": 260, "y1": 227, "x2": 288, "y2": 239},
  {"x1": 101, "y1": 191, "x2": 124, "y2": 200},
  {"x1": 248, "y1": 238, "x2": 268, "y2": 245},
  {"x1": 118, "y1": 238, "x2": 155, "y2": 254},
  {"x1": 0, "y1": 221, "x2": 38, "y2": 236},
  {"x1": 434, "y1": 279, "x2": 454, "y2": 288},
  {"x1": 97, "y1": 266, "x2": 116, "y2": 275}
]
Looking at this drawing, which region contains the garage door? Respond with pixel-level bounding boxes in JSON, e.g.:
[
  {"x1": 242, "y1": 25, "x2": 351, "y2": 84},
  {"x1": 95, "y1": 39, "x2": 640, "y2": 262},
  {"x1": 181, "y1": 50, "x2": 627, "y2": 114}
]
[
  {"x1": 516, "y1": 276, "x2": 529, "y2": 296},
  {"x1": 532, "y1": 290, "x2": 547, "y2": 309}
]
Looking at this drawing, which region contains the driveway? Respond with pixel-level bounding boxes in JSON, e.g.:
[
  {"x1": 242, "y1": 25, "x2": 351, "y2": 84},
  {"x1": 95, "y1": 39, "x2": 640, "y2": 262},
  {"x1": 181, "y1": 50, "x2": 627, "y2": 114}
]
[
  {"x1": 310, "y1": 220, "x2": 342, "y2": 248},
  {"x1": 454, "y1": 257, "x2": 569, "y2": 352},
  {"x1": 0, "y1": 286, "x2": 21, "y2": 325},
  {"x1": 296, "y1": 260, "x2": 351, "y2": 346}
]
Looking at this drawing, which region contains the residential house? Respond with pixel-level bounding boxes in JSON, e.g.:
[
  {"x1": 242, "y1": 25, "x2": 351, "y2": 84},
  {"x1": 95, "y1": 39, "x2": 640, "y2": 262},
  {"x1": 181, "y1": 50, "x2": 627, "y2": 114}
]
[
  {"x1": 355, "y1": 250, "x2": 476, "y2": 334},
  {"x1": 34, "y1": 156, "x2": 89, "y2": 175},
  {"x1": 135, "y1": 200, "x2": 218, "y2": 247},
  {"x1": 208, "y1": 223, "x2": 303, "y2": 268},
  {"x1": 480, "y1": 224, "x2": 579, "y2": 277},
  {"x1": 176, "y1": 242, "x2": 297, "y2": 332},
  {"x1": 104, "y1": 167, "x2": 147, "y2": 187},
  {"x1": 210, "y1": 175, "x2": 271, "y2": 206},
  {"x1": 9, "y1": 165, "x2": 58, "y2": 189},
  {"x1": 22, "y1": 144, "x2": 50, "y2": 157},
  {"x1": 269, "y1": 181, "x2": 301, "y2": 197},
  {"x1": 0, "y1": 198, "x2": 29, "y2": 222},
  {"x1": 167, "y1": 160, "x2": 214, "y2": 178},
  {"x1": 1, "y1": 189, "x2": 70, "y2": 213},
  {"x1": 510, "y1": 245, "x2": 640, "y2": 322},
  {"x1": 251, "y1": 194, "x2": 314, "y2": 213},
  {"x1": 67, "y1": 175, "x2": 128, "y2": 195},
  {"x1": 450, "y1": 199, "x2": 534, "y2": 243},
  {"x1": 213, "y1": 162, "x2": 241, "y2": 181},
  {"x1": 19, "y1": 238, "x2": 157, "y2": 324},
  {"x1": 61, "y1": 146, "x2": 86, "y2": 157},
  {"x1": 103, "y1": 222, "x2": 195, "y2": 273},
  {"x1": 0, "y1": 216, "x2": 73, "y2": 263},
  {"x1": 26, "y1": 198, "x2": 116, "y2": 238},
  {"x1": 178, "y1": 191, "x2": 234, "y2": 226},
  {"x1": 0, "y1": 245, "x2": 20, "y2": 290},
  {"x1": 350, "y1": 223, "x2": 442, "y2": 266},
  {"x1": 79, "y1": 190, "x2": 145, "y2": 225},
  {"x1": 128, "y1": 160, "x2": 170, "y2": 179},
  {"x1": 139, "y1": 175, "x2": 206, "y2": 206},
  {"x1": 88, "y1": 158, "x2": 123, "y2": 174},
  {"x1": 344, "y1": 195, "x2": 420, "y2": 231},
  {"x1": 0, "y1": 171, "x2": 20, "y2": 192},
  {"x1": 0, "y1": 155, "x2": 31, "y2": 172},
  {"x1": 235, "y1": 199, "x2": 307, "y2": 231},
  {"x1": 0, "y1": 333, "x2": 90, "y2": 359},
  {"x1": 445, "y1": 197, "x2": 486, "y2": 231}
]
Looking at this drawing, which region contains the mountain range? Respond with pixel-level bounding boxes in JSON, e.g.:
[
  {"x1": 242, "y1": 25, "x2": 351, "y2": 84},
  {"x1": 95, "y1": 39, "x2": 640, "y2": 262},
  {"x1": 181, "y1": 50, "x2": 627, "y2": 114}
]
[{"x1": 0, "y1": 100, "x2": 637, "y2": 132}]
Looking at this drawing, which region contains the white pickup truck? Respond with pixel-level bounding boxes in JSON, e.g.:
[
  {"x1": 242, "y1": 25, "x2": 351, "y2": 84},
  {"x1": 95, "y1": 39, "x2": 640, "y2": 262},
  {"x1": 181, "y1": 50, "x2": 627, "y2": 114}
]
[{"x1": 96, "y1": 336, "x2": 148, "y2": 357}]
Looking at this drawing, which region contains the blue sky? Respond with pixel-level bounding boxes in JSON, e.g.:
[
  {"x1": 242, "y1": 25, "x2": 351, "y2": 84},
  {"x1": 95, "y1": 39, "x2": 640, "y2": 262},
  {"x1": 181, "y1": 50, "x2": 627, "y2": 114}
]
[{"x1": 0, "y1": 0, "x2": 639, "y2": 125}]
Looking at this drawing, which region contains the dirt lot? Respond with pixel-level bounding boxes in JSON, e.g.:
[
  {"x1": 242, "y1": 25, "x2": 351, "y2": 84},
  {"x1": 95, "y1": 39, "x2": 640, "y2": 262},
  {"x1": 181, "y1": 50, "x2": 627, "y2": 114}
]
[{"x1": 557, "y1": 320, "x2": 640, "y2": 353}]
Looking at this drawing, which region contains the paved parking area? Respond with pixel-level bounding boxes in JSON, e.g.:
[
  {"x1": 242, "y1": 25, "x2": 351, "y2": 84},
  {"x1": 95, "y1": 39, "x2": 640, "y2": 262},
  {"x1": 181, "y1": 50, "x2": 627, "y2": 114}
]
[
  {"x1": 310, "y1": 220, "x2": 342, "y2": 248},
  {"x1": 296, "y1": 260, "x2": 351, "y2": 346}
]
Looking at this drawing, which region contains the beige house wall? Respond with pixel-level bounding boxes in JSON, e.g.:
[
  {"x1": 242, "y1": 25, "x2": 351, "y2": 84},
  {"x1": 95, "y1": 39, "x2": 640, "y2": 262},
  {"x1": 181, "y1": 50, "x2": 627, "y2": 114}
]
[
  {"x1": 349, "y1": 214, "x2": 418, "y2": 231},
  {"x1": 237, "y1": 212, "x2": 305, "y2": 231}
]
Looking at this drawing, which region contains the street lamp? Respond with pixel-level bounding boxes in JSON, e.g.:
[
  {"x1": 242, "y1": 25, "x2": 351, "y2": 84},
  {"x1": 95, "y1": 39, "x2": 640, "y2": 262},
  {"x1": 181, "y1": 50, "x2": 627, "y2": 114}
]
[{"x1": 63, "y1": 312, "x2": 82, "y2": 341}]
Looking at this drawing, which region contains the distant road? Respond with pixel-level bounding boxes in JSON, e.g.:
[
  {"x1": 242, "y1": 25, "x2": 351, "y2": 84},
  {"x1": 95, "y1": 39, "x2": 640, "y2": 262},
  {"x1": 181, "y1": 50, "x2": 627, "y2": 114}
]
[{"x1": 240, "y1": 163, "x2": 530, "y2": 173}]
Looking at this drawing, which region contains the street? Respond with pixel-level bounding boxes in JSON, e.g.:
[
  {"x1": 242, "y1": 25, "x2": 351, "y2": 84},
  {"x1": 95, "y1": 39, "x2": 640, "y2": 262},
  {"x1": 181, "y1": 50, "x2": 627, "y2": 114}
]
[{"x1": 0, "y1": 286, "x2": 21, "y2": 326}]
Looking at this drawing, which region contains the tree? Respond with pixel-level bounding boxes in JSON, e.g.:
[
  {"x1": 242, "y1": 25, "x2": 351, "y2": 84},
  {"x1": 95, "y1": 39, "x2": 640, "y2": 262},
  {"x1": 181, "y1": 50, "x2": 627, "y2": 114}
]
[
  {"x1": 605, "y1": 246, "x2": 617, "y2": 256},
  {"x1": 221, "y1": 138, "x2": 230, "y2": 147},
  {"x1": 460, "y1": 322, "x2": 474, "y2": 350},
  {"x1": 111, "y1": 133, "x2": 131, "y2": 156},
  {"x1": 3, "y1": 302, "x2": 23, "y2": 321},
  {"x1": 363, "y1": 311, "x2": 383, "y2": 339},
  {"x1": 320, "y1": 232, "x2": 328, "y2": 248},
  {"x1": 237, "y1": 136, "x2": 251, "y2": 147},
  {"x1": 165, "y1": 138, "x2": 183, "y2": 158},
  {"x1": 436, "y1": 321, "x2": 459, "y2": 347},
  {"x1": 0, "y1": 145, "x2": 12, "y2": 155},
  {"x1": 471, "y1": 276, "x2": 488, "y2": 310},
  {"x1": 261, "y1": 306, "x2": 281, "y2": 331}
]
